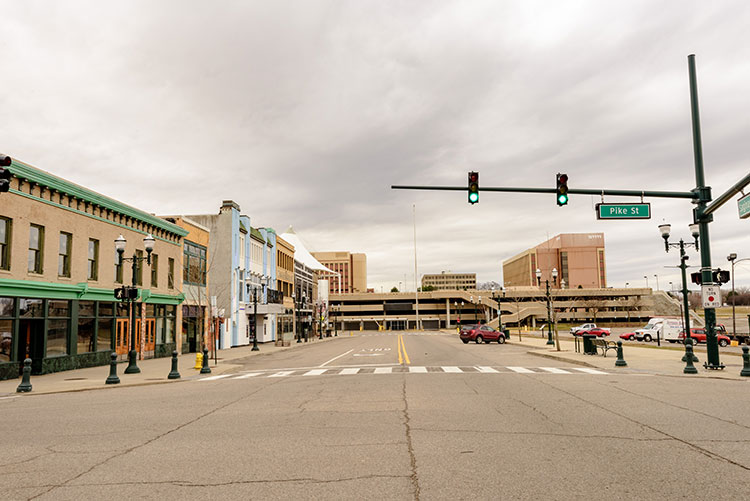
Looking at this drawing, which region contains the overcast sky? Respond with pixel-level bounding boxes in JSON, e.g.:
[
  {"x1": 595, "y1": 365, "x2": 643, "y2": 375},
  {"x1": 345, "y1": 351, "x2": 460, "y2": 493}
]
[{"x1": 3, "y1": 1, "x2": 750, "y2": 293}]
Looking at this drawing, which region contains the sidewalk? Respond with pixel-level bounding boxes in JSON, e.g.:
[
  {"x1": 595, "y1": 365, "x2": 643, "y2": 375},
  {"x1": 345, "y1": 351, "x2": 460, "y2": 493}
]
[
  {"x1": 0, "y1": 334, "x2": 341, "y2": 397},
  {"x1": 509, "y1": 330, "x2": 749, "y2": 380}
]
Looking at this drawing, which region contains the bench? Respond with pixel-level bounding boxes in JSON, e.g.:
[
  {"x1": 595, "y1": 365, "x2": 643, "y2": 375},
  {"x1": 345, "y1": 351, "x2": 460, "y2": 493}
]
[{"x1": 592, "y1": 338, "x2": 617, "y2": 357}]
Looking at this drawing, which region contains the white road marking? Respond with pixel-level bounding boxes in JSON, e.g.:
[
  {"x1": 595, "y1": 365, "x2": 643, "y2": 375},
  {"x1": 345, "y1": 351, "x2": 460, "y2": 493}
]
[
  {"x1": 572, "y1": 368, "x2": 609, "y2": 375},
  {"x1": 539, "y1": 367, "x2": 572, "y2": 374},
  {"x1": 199, "y1": 374, "x2": 233, "y2": 381},
  {"x1": 475, "y1": 366, "x2": 499, "y2": 373},
  {"x1": 353, "y1": 353, "x2": 383, "y2": 357},
  {"x1": 441, "y1": 366, "x2": 463, "y2": 373},
  {"x1": 320, "y1": 349, "x2": 354, "y2": 367},
  {"x1": 373, "y1": 367, "x2": 392, "y2": 374},
  {"x1": 303, "y1": 369, "x2": 327, "y2": 376},
  {"x1": 234, "y1": 373, "x2": 263, "y2": 379},
  {"x1": 339, "y1": 368, "x2": 360, "y2": 375},
  {"x1": 507, "y1": 366, "x2": 535, "y2": 373},
  {"x1": 268, "y1": 371, "x2": 295, "y2": 378},
  {"x1": 409, "y1": 366, "x2": 428, "y2": 373}
]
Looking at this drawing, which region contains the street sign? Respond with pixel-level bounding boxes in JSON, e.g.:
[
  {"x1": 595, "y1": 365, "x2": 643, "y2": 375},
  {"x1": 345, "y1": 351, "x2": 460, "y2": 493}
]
[
  {"x1": 701, "y1": 285, "x2": 722, "y2": 308},
  {"x1": 596, "y1": 203, "x2": 651, "y2": 220},
  {"x1": 738, "y1": 192, "x2": 750, "y2": 219}
]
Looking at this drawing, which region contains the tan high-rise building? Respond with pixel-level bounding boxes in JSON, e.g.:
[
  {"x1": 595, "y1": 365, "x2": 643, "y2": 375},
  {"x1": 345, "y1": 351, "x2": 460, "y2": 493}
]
[
  {"x1": 422, "y1": 272, "x2": 476, "y2": 291},
  {"x1": 503, "y1": 233, "x2": 606, "y2": 289},
  {"x1": 311, "y1": 251, "x2": 367, "y2": 294}
]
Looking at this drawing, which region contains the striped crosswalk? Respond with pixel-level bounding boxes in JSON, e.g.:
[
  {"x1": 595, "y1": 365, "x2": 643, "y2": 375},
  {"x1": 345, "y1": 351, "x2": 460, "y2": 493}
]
[{"x1": 198, "y1": 365, "x2": 611, "y2": 381}]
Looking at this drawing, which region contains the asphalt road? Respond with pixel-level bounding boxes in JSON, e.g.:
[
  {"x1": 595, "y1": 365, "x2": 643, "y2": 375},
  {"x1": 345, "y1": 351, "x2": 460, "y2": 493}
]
[{"x1": 3, "y1": 331, "x2": 749, "y2": 500}]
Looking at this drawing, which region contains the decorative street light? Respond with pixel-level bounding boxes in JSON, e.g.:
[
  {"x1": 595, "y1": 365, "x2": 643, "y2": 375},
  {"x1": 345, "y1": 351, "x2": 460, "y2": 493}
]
[
  {"x1": 115, "y1": 234, "x2": 155, "y2": 374},
  {"x1": 644, "y1": 275, "x2": 649, "y2": 289},
  {"x1": 491, "y1": 287, "x2": 506, "y2": 331},
  {"x1": 658, "y1": 222, "x2": 700, "y2": 361},
  {"x1": 654, "y1": 274, "x2": 660, "y2": 291},
  {"x1": 536, "y1": 267, "x2": 558, "y2": 346},
  {"x1": 250, "y1": 277, "x2": 263, "y2": 352}
]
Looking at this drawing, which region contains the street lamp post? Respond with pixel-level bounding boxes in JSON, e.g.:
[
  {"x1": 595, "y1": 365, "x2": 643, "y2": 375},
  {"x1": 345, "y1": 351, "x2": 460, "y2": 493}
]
[
  {"x1": 114, "y1": 234, "x2": 155, "y2": 374},
  {"x1": 251, "y1": 286, "x2": 259, "y2": 351},
  {"x1": 726, "y1": 254, "x2": 750, "y2": 339},
  {"x1": 644, "y1": 276, "x2": 649, "y2": 289},
  {"x1": 492, "y1": 287, "x2": 505, "y2": 331},
  {"x1": 536, "y1": 267, "x2": 558, "y2": 346},
  {"x1": 654, "y1": 274, "x2": 660, "y2": 291},
  {"x1": 292, "y1": 293, "x2": 300, "y2": 344},
  {"x1": 659, "y1": 223, "x2": 700, "y2": 362}
]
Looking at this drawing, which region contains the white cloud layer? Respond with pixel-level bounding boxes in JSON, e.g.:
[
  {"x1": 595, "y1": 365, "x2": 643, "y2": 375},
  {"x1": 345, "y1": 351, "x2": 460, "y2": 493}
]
[{"x1": 2, "y1": 0, "x2": 749, "y2": 292}]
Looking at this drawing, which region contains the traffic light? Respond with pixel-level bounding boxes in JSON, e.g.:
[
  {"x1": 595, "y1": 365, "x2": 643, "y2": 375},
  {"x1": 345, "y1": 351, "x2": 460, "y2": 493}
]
[
  {"x1": 691, "y1": 272, "x2": 702, "y2": 285},
  {"x1": 468, "y1": 171, "x2": 479, "y2": 204},
  {"x1": 556, "y1": 173, "x2": 569, "y2": 206},
  {"x1": 0, "y1": 154, "x2": 11, "y2": 193},
  {"x1": 713, "y1": 269, "x2": 730, "y2": 284}
]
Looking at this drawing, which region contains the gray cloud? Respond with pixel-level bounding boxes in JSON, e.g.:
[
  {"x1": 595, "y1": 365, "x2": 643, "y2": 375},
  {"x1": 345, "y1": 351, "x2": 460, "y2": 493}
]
[{"x1": 2, "y1": 0, "x2": 749, "y2": 293}]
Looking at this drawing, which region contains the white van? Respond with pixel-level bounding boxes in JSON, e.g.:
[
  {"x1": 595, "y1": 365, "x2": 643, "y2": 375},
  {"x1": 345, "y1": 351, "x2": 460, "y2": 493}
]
[{"x1": 634, "y1": 317, "x2": 684, "y2": 342}]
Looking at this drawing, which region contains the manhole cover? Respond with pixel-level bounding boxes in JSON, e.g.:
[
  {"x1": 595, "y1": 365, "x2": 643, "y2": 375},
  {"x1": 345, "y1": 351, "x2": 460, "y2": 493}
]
[{"x1": 64, "y1": 378, "x2": 88, "y2": 381}]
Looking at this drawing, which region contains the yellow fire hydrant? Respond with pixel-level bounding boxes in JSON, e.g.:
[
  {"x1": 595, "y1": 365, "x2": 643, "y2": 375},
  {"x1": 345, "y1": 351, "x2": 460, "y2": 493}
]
[{"x1": 194, "y1": 352, "x2": 203, "y2": 370}]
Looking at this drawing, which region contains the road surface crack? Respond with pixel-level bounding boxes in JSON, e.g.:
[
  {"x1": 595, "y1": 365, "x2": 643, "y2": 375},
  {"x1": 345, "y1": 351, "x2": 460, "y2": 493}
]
[{"x1": 401, "y1": 378, "x2": 421, "y2": 501}]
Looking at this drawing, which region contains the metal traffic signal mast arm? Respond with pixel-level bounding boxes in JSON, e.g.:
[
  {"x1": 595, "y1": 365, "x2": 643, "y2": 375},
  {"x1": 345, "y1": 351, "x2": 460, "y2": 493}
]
[{"x1": 391, "y1": 184, "x2": 698, "y2": 200}]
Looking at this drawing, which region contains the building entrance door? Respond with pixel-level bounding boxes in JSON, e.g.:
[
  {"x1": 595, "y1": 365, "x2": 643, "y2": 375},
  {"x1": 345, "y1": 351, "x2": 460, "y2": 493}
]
[
  {"x1": 16, "y1": 319, "x2": 44, "y2": 375},
  {"x1": 115, "y1": 319, "x2": 130, "y2": 355},
  {"x1": 388, "y1": 320, "x2": 405, "y2": 331}
]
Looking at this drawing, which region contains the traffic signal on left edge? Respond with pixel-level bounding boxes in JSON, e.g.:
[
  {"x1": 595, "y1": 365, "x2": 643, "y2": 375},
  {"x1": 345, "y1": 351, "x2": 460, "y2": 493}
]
[
  {"x1": 556, "y1": 173, "x2": 569, "y2": 206},
  {"x1": 0, "y1": 154, "x2": 12, "y2": 193},
  {"x1": 468, "y1": 171, "x2": 479, "y2": 204}
]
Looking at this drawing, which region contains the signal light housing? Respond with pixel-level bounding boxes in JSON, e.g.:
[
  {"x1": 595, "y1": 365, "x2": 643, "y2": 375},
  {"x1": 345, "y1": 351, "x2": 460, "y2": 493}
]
[
  {"x1": 556, "y1": 173, "x2": 569, "y2": 206},
  {"x1": 468, "y1": 171, "x2": 479, "y2": 204},
  {"x1": 0, "y1": 154, "x2": 11, "y2": 193}
]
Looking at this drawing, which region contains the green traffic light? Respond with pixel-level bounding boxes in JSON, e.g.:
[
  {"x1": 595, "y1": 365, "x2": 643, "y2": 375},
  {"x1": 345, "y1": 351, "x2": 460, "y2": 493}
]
[
  {"x1": 469, "y1": 192, "x2": 479, "y2": 203},
  {"x1": 557, "y1": 194, "x2": 568, "y2": 205}
]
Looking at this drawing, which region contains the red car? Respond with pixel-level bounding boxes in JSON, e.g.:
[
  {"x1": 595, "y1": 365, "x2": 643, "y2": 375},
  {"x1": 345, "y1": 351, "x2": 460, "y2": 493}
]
[
  {"x1": 578, "y1": 327, "x2": 610, "y2": 337},
  {"x1": 460, "y1": 324, "x2": 506, "y2": 344},
  {"x1": 678, "y1": 329, "x2": 730, "y2": 347},
  {"x1": 619, "y1": 332, "x2": 637, "y2": 341}
]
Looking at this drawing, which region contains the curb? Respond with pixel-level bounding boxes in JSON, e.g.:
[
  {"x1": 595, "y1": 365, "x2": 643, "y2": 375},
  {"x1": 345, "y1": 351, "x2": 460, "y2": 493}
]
[{"x1": 525, "y1": 350, "x2": 601, "y2": 369}]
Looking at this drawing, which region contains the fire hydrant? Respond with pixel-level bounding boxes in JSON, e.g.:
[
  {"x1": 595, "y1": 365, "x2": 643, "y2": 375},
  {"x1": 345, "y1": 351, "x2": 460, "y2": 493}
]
[{"x1": 194, "y1": 352, "x2": 203, "y2": 370}]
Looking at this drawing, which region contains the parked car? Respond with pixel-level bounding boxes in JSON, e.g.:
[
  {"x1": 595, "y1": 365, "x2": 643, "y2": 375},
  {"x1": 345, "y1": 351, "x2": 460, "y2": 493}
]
[
  {"x1": 577, "y1": 327, "x2": 610, "y2": 337},
  {"x1": 570, "y1": 323, "x2": 598, "y2": 335},
  {"x1": 460, "y1": 324, "x2": 506, "y2": 344},
  {"x1": 678, "y1": 328, "x2": 730, "y2": 347},
  {"x1": 619, "y1": 332, "x2": 637, "y2": 341}
]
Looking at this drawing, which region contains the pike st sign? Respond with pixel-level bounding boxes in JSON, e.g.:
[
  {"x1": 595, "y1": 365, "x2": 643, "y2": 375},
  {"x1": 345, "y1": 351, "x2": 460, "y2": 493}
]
[
  {"x1": 596, "y1": 203, "x2": 651, "y2": 220},
  {"x1": 738, "y1": 193, "x2": 750, "y2": 219}
]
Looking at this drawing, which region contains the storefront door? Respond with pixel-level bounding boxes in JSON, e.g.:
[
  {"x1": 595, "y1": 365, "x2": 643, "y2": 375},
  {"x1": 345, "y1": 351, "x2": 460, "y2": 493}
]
[
  {"x1": 115, "y1": 319, "x2": 130, "y2": 355},
  {"x1": 136, "y1": 319, "x2": 156, "y2": 352}
]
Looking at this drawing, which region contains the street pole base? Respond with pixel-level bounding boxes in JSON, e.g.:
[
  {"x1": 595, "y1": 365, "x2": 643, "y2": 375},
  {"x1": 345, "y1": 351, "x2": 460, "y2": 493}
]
[
  {"x1": 546, "y1": 339, "x2": 554, "y2": 345},
  {"x1": 681, "y1": 353, "x2": 699, "y2": 363},
  {"x1": 703, "y1": 363, "x2": 725, "y2": 370},
  {"x1": 124, "y1": 351, "x2": 140, "y2": 374},
  {"x1": 251, "y1": 346, "x2": 260, "y2": 351},
  {"x1": 615, "y1": 360, "x2": 628, "y2": 367},
  {"x1": 167, "y1": 372, "x2": 181, "y2": 380},
  {"x1": 297, "y1": 338, "x2": 302, "y2": 343},
  {"x1": 683, "y1": 366, "x2": 698, "y2": 374},
  {"x1": 106, "y1": 375, "x2": 121, "y2": 384}
]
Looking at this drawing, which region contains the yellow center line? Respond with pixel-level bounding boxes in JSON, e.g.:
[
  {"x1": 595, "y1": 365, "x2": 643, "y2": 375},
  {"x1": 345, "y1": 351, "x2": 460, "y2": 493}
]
[
  {"x1": 397, "y1": 334, "x2": 403, "y2": 364},
  {"x1": 400, "y1": 334, "x2": 411, "y2": 365}
]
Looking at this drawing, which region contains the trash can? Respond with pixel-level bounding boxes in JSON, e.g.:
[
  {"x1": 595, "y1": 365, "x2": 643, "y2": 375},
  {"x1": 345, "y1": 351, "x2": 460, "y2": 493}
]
[
  {"x1": 582, "y1": 334, "x2": 597, "y2": 355},
  {"x1": 503, "y1": 328, "x2": 510, "y2": 340}
]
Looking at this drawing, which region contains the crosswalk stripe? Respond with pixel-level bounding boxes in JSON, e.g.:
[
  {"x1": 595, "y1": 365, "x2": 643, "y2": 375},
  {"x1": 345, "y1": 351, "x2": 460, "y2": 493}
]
[
  {"x1": 539, "y1": 367, "x2": 572, "y2": 374},
  {"x1": 234, "y1": 373, "x2": 262, "y2": 379},
  {"x1": 303, "y1": 369, "x2": 327, "y2": 376},
  {"x1": 199, "y1": 374, "x2": 233, "y2": 381},
  {"x1": 572, "y1": 368, "x2": 609, "y2": 375},
  {"x1": 507, "y1": 366, "x2": 535, "y2": 374},
  {"x1": 409, "y1": 366, "x2": 428, "y2": 373},
  {"x1": 441, "y1": 366, "x2": 463, "y2": 373},
  {"x1": 268, "y1": 371, "x2": 295, "y2": 378},
  {"x1": 373, "y1": 367, "x2": 392, "y2": 374},
  {"x1": 475, "y1": 366, "x2": 499, "y2": 373},
  {"x1": 339, "y1": 368, "x2": 360, "y2": 375}
]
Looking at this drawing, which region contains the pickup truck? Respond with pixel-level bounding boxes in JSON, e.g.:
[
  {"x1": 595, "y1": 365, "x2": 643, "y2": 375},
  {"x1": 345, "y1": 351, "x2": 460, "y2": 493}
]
[{"x1": 570, "y1": 323, "x2": 610, "y2": 336}]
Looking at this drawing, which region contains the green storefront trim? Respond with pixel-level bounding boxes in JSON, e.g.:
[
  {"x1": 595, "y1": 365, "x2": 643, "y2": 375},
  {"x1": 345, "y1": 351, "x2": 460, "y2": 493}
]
[{"x1": 0, "y1": 278, "x2": 185, "y2": 304}]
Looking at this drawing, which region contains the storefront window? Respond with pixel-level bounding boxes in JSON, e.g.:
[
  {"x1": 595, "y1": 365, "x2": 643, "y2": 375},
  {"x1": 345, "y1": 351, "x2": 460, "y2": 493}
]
[
  {"x1": 98, "y1": 302, "x2": 114, "y2": 317},
  {"x1": 48, "y1": 300, "x2": 69, "y2": 318},
  {"x1": 77, "y1": 318, "x2": 95, "y2": 354},
  {"x1": 19, "y1": 298, "x2": 44, "y2": 317},
  {"x1": 78, "y1": 300, "x2": 95, "y2": 317},
  {"x1": 47, "y1": 319, "x2": 68, "y2": 357},
  {"x1": 0, "y1": 319, "x2": 11, "y2": 362},
  {"x1": 0, "y1": 297, "x2": 14, "y2": 316},
  {"x1": 97, "y1": 319, "x2": 113, "y2": 351}
]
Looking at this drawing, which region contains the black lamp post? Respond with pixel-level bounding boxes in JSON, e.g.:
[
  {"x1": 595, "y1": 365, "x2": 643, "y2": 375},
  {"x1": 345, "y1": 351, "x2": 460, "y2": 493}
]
[
  {"x1": 659, "y1": 223, "x2": 700, "y2": 359},
  {"x1": 115, "y1": 233, "x2": 155, "y2": 374},
  {"x1": 726, "y1": 253, "x2": 749, "y2": 340},
  {"x1": 492, "y1": 287, "x2": 505, "y2": 330},
  {"x1": 333, "y1": 304, "x2": 338, "y2": 337},
  {"x1": 251, "y1": 286, "x2": 259, "y2": 351},
  {"x1": 536, "y1": 267, "x2": 558, "y2": 346}
]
